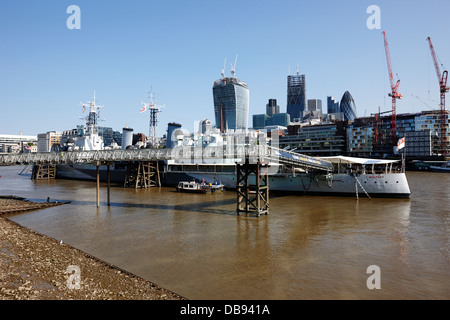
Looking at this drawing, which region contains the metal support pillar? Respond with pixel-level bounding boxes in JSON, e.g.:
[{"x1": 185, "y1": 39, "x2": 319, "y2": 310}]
[
  {"x1": 96, "y1": 162, "x2": 100, "y2": 208},
  {"x1": 236, "y1": 159, "x2": 269, "y2": 217},
  {"x1": 107, "y1": 163, "x2": 111, "y2": 206}
]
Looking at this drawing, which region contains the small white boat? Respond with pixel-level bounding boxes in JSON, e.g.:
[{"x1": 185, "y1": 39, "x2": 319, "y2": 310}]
[
  {"x1": 429, "y1": 161, "x2": 450, "y2": 172},
  {"x1": 176, "y1": 180, "x2": 223, "y2": 193}
]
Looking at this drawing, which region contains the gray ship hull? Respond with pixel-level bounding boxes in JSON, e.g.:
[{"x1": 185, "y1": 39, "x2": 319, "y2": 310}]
[
  {"x1": 56, "y1": 163, "x2": 411, "y2": 198},
  {"x1": 163, "y1": 170, "x2": 411, "y2": 198},
  {"x1": 56, "y1": 163, "x2": 127, "y2": 183}
]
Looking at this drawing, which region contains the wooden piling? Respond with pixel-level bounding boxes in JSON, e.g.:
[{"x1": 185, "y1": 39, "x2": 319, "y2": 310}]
[
  {"x1": 96, "y1": 162, "x2": 100, "y2": 208},
  {"x1": 107, "y1": 163, "x2": 111, "y2": 206}
]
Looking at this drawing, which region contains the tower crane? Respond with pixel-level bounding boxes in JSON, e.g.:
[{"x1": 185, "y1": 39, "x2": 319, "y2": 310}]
[
  {"x1": 382, "y1": 31, "x2": 403, "y2": 145},
  {"x1": 221, "y1": 58, "x2": 226, "y2": 78},
  {"x1": 231, "y1": 54, "x2": 238, "y2": 78},
  {"x1": 371, "y1": 107, "x2": 392, "y2": 145},
  {"x1": 427, "y1": 36, "x2": 449, "y2": 155}
]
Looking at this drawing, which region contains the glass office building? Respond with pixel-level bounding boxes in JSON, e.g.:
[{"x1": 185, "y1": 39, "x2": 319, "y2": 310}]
[
  {"x1": 253, "y1": 113, "x2": 290, "y2": 129},
  {"x1": 327, "y1": 96, "x2": 340, "y2": 114},
  {"x1": 253, "y1": 114, "x2": 269, "y2": 130},
  {"x1": 268, "y1": 113, "x2": 290, "y2": 127},
  {"x1": 266, "y1": 99, "x2": 280, "y2": 117},
  {"x1": 213, "y1": 77, "x2": 249, "y2": 131},
  {"x1": 340, "y1": 91, "x2": 357, "y2": 122},
  {"x1": 287, "y1": 73, "x2": 306, "y2": 122}
]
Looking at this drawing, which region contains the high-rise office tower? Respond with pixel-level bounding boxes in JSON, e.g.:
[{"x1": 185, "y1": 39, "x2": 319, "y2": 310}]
[
  {"x1": 327, "y1": 96, "x2": 340, "y2": 114},
  {"x1": 213, "y1": 62, "x2": 249, "y2": 132},
  {"x1": 266, "y1": 99, "x2": 280, "y2": 117},
  {"x1": 307, "y1": 99, "x2": 322, "y2": 112},
  {"x1": 287, "y1": 72, "x2": 306, "y2": 122},
  {"x1": 340, "y1": 91, "x2": 357, "y2": 121}
]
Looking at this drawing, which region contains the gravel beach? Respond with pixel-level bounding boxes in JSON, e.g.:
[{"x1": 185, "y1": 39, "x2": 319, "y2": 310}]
[{"x1": 0, "y1": 197, "x2": 185, "y2": 300}]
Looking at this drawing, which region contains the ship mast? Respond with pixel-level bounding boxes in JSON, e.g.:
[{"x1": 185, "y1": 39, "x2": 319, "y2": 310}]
[
  {"x1": 81, "y1": 91, "x2": 103, "y2": 134},
  {"x1": 141, "y1": 90, "x2": 164, "y2": 148}
]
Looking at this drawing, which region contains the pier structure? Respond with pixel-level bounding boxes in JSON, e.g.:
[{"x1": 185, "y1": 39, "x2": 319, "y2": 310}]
[
  {"x1": 123, "y1": 161, "x2": 160, "y2": 188},
  {"x1": 31, "y1": 164, "x2": 57, "y2": 180},
  {"x1": 236, "y1": 159, "x2": 269, "y2": 217},
  {"x1": 0, "y1": 146, "x2": 333, "y2": 211}
]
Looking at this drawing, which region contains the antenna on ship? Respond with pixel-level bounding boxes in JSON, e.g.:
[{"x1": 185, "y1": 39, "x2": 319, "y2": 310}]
[
  {"x1": 81, "y1": 91, "x2": 103, "y2": 127},
  {"x1": 141, "y1": 88, "x2": 164, "y2": 148}
]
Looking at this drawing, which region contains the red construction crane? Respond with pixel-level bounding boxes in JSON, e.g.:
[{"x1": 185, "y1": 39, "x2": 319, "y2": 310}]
[
  {"x1": 427, "y1": 36, "x2": 449, "y2": 156},
  {"x1": 371, "y1": 107, "x2": 392, "y2": 146},
  {"x1": 382, "y1": 31, "x2": 403, "y2": 146}
]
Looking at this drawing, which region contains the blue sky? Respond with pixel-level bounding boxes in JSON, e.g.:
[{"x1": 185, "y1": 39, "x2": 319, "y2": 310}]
[{"x1": 1, "y1": 0, "x2": 449, "y2": 137}]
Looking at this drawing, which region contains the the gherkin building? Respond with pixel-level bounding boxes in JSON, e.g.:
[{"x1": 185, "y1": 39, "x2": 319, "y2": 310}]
[{"x1": 340, "y1": 91, "x2": 357, "y2": 121}]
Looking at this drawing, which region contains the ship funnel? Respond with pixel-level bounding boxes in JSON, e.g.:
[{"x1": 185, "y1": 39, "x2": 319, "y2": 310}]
[
  {"x1": 166, "y1": 122, "x2": 182, "y2": 148},
  {"x1": 122, "y1": 127, "x2": 134, "y2": 150}
]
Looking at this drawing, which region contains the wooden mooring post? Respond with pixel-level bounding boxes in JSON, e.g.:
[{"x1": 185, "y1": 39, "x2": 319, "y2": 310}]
[
  {"x1": 95, "y1": 161, "x2": 113, "y2": 208},
  {"x1": 96, "y1": 162, "x2": 100, "y2": 208},
  {"x1": 236, "y1": 159, "x2": 269, "y2": 217},
  {"x1": 107, "y1": 163, "x2": 111, "y2": 206}
]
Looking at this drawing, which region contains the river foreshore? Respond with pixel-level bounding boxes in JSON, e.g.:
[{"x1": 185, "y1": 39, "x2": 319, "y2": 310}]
[
  {"x1": 0, "y1": 195, "x2": 68, "y2": 214},
  {"x1": 0, "y1": 197, "x2": 185, "y2": 300}
]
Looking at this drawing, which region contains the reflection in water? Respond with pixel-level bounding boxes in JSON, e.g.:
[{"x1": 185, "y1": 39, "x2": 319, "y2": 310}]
[
  {"x1": 390, "y1": 200, "x2": 411, "y2": 268},
  {"x1": 1, "y1": 166, "x2": 449, "y2": 299}
]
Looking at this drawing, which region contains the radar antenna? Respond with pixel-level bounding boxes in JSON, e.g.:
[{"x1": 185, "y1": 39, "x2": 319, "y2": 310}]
[{"x1": 80, "y1": 91, "x2": 103, "y2": 127}]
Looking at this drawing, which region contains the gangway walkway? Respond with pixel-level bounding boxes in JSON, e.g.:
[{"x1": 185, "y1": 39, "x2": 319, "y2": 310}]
[{"x1": 0, "y1": 146, "x2": 333, "y2": 171}]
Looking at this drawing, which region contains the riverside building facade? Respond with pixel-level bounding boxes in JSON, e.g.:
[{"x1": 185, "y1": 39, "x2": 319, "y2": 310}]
[
  {"x1": 281, "y1": 122, "x2": 347, "y2": 156},
  {"x1": 0, "y1": 134, "x2": 37, "y2": 154},
  {"x1": 37, "y1": 131, "x2": 62, "y2": 153},
  {"x1": 414, "y1": 110, "x2": 449, "y2": 155}
]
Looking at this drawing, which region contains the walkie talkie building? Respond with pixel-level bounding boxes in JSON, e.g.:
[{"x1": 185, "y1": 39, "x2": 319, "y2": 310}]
[{"x1": 213, "y1": 76, "x2": 249, "y2": 132}]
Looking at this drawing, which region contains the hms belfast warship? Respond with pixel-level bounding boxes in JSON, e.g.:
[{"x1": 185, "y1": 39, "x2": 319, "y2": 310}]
[{"x1": 55, "y1": 92, "x2": 410, "y2": 198}]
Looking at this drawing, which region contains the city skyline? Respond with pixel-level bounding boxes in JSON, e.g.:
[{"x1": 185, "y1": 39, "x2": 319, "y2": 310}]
[{"x1": 1, "y1": 0, "x2": 449, "y2": 137}]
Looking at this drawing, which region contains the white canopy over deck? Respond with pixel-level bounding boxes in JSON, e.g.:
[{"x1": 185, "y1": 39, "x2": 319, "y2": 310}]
[{"x1": 318, "y1": 156, "x2": 399, "y2": 165}]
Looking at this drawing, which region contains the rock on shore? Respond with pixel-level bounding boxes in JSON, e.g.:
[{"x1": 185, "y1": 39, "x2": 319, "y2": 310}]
[{"x1": 0, "y1": 216, "x2": 185, "y2": 300}]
